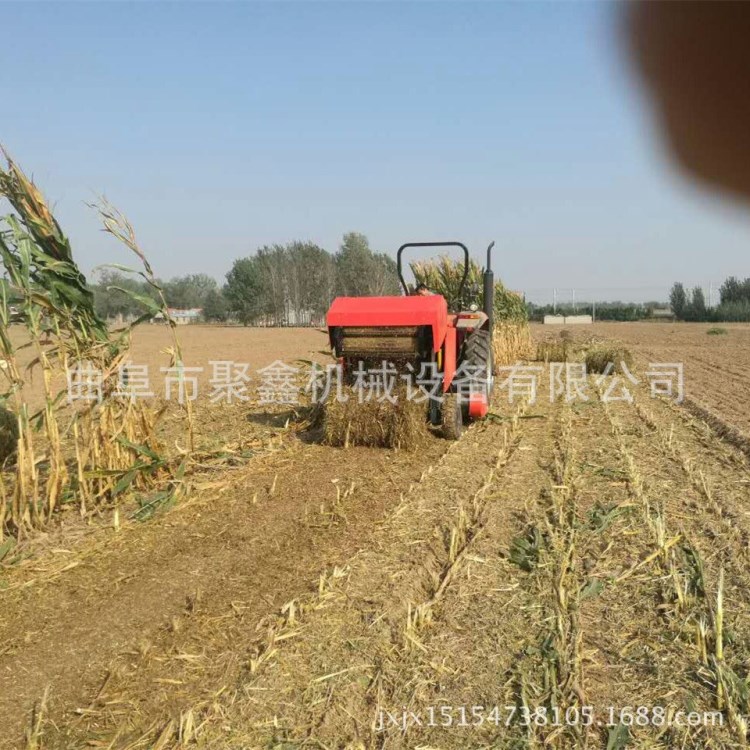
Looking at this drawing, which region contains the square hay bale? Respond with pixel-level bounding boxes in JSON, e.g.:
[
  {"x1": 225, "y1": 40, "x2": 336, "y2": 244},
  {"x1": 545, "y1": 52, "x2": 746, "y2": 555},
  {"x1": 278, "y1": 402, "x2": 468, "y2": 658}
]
[
  {"x1": 535, "y1": 338, "x2": 569, "y2": 363},
  {"x1": 322, "y1": 387, "x2": 429, "y2": 449},
  {"x1": 584, "y1": 345, "x2": 634, "y2": 374}
]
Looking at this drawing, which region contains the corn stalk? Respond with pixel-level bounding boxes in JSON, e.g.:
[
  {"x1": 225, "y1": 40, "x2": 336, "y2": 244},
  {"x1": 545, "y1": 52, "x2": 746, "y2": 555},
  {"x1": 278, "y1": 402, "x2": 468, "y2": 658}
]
[
  {"x1": 410, "y1": 255, "x2": 528, "y2": 321},
  {"x1": 0, "y1": 150, "x2": 181, "y2": 539}
]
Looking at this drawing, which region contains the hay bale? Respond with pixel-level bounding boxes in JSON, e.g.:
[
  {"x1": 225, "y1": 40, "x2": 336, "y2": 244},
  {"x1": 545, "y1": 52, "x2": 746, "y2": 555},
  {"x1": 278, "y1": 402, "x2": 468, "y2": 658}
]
[
  {"x1": 0, "y1": 405, "x2": 18, "y2": 464},
  {"x1": 492, "y1": 322, "x2": 534, "y2": 367},
  {"x1": 535, "y1": 338, "x2": 569, "y2": 363},
  {"x1": 584, "y1": 345, "x2": 634, "y2": 374},
  {"x1": 322, "y1": 387, "x2": 429, "y2": 449}
]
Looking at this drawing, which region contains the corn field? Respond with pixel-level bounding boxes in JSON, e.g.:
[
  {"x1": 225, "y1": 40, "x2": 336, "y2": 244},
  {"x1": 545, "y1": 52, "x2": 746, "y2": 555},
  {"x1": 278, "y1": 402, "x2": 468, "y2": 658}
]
[
  {"x1": 0, "y1": 153, "x2": 189, "y2": 542},
  {"x1": 410, "y1": 254, "x2": 528, "y2": 321}
]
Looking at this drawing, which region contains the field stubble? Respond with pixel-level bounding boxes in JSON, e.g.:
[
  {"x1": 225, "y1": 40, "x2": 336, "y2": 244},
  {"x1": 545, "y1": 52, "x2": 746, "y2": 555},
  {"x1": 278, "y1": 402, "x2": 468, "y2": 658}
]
[{"x1": 3, "y1": 325, "x2": 750, "y2": 748}]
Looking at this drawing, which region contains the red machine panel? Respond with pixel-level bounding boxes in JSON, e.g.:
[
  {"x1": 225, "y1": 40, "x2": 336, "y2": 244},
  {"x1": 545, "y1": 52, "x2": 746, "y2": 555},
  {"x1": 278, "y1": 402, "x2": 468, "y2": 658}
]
[
  {"x1": 468, "y1": 392, "x2": 489, "y2": 419},
  {"x1": 326, "y1": 296, "x2": 449, "y2": 352}
]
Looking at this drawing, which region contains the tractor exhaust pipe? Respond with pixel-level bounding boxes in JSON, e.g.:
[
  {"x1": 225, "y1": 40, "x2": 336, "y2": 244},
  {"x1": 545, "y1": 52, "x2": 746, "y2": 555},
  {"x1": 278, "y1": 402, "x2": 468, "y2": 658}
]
[{"x1": 483, "y1": 241, "x2": 495, "y2": 331}]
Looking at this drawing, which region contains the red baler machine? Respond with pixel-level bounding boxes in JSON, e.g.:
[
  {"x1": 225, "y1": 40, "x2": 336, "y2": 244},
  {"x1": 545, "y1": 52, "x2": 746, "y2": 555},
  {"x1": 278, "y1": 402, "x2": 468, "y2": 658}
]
[{"x1": 326, "y1": 241, "x2": 495, "y2": 439}]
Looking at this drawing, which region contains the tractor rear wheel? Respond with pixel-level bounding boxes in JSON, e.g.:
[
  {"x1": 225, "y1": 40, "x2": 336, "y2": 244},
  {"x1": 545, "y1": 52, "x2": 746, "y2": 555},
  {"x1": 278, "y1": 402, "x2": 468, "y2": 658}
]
[
  {"x1": 463, "y1": 327, "x2": 492, "y2": 374},
  {"x1": 460, "y1": 327, "x2": 493, "y2": 423},
  {"x1": 441, "y1": 392, "x2": 463, "y2": 440}
]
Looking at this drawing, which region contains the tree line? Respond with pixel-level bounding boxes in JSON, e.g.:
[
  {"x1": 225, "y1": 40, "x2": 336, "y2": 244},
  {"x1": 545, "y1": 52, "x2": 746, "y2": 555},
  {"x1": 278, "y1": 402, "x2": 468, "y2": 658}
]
[
  {"x1": 526, "y1": 301, "x2": 660, "y2": 322},
  {"x1": 92, "y1": 232, "x2": 400, "y2": 325},
  {"x1": 92, "y1": 235, "x2": 750, "y2": 326},
  {"x1": 669, "y1": 277, "x2": 750, "y2": 322}
]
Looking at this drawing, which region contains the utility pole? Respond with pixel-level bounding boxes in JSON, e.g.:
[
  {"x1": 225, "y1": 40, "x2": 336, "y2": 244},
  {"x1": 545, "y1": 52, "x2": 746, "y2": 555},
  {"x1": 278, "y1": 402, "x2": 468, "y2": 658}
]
[
  {"x1": 708, "y1": 282, "x2": 714, "y2": 308},
  {"x1": 571, "y1": 288, "x2": 576, "y2": 312},
  {"x1": 553, "y1": 288, "x2": 557, "y2": 314},
  {"x1": 592, "y1": 299, "x2": 596, "y2": 323}
]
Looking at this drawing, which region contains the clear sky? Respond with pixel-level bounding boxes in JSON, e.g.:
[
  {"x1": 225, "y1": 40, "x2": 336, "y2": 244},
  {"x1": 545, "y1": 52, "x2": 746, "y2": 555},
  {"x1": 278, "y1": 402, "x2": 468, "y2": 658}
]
[{"x1": 2, "y1": 1, "x2": 749, "y2": 304}]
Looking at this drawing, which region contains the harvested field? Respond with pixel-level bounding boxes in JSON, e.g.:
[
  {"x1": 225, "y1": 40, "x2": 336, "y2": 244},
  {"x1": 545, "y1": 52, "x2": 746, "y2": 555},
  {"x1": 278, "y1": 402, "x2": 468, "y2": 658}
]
[
  {"x1": 532, "y1": 321, "x2": 750, "y2": 438},
  {"x1": 3, "y1": 325, "x2": 750, "y2": 748},
  {"x1": 0, "y1": 324, "x2": 330, "y2": 413}
]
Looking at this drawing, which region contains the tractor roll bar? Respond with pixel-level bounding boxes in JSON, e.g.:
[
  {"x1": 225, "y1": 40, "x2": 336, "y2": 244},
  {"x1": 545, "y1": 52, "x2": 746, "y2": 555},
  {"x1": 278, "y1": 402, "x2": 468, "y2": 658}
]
[{"x1": 396, "y1": 241, "x2": 470, "y2": 298}]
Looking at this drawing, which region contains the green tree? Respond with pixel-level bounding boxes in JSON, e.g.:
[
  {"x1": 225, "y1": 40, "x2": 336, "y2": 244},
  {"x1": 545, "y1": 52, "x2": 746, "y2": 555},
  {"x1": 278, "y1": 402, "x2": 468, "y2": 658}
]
[
  {"x1": 669, "y1": 282, "x2": 687, "y2": 320},
  {"x1": 335, "y1": 233, "x2": 400, "y2": 297},
  {"x1": 720, "y1": 276, "x2": 742, "y2": 304},
  {"x1": 92, "y1": 269, "x2": 158, "y2": 320},
  {"x1": 335, "y1": 232, "x2": 375, "y2": 296},
  {"x1": 370, "y1": 252, "x2": 401, "y2": 296},
  {"x1": 224, "y1": 258, "x2": 264, "y2": 325},
  {"x1": 715, "y1": 299, "x2": 750, "y2": 321},
  {"x1": 255, "y1": 245, "x2": 289, "y2": 324},
  {"x1": 228, "y1": 242, "x2": 337, "y2": 326},
  {"x1": 162, "y1": 273, "x2": 217, "y2": 309},
  {"x1": 720, "y1": 276, "x2": 750, "y2": 305},
  {"x1": 203, "y1": 288, "x2": 229, "y2": 322},
  {"x1": 287, "y1": 241, "x2": 336, "y2": 323},
  {"x1": 687, "y1": 286, "x2": 707, "y2": 321}
]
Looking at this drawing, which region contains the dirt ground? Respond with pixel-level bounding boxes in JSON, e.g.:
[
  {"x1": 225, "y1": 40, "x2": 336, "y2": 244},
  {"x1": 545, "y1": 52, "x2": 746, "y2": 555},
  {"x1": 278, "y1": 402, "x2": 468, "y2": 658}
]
[
  {"x1": 129, "y1": 324, "x2": 332, "y2": 393},
  {"x1": 531, "y1": 320, "x2": 750, "y2": 436},
  {"x1": 2, "y1": 323, "x2": 750, "y2": 749},
  {"x1": 2, "y1": 324, "x2": 331, "y2": 414}
]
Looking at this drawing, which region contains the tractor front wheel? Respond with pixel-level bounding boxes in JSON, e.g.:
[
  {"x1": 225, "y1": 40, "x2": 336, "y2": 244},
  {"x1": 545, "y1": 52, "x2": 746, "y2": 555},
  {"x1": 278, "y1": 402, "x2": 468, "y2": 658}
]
[{"x1": 441, "y1": 392, "x2": 463, "y2": 440}]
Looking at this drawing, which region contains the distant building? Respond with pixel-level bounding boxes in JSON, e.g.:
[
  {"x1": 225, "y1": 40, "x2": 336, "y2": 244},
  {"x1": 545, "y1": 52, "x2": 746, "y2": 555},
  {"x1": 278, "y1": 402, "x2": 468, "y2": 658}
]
[
  {"x1": 167, "y1": 308, "x2": 203, "y2": 325},
  {"x1": 543, "y1": 314, "x2": 592, "y2": 325},
  {"x1": 544, "y1": 315, "x2": 566, "y2": 325},
  {"x1": 650, "y1": 307, "x2": 676, "y2": 321}
]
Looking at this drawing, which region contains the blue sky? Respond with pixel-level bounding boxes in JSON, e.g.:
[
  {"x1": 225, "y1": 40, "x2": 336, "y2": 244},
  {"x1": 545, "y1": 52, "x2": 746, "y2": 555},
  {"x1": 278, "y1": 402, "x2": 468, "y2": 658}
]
[{"x1": 2, "y1": 1, "x2": 749, "y2": 304}]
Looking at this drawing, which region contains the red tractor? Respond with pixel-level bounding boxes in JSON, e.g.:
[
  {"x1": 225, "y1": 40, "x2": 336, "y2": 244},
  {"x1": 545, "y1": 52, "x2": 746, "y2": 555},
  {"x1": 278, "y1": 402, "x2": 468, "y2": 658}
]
[{"x1": 326, "y1": 241, "x2": 496, "y2": 439}]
